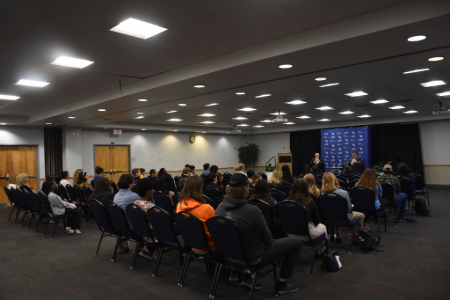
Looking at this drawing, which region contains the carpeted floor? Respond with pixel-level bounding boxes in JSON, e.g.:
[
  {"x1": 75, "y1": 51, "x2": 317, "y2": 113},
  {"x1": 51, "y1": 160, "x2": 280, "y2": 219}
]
[{"x1": 0, "y1": 186, "x2": 449, "y2": 300}]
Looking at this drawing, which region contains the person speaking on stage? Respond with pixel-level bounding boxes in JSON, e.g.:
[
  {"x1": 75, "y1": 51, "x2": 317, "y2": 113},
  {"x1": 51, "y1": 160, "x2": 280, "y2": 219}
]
[
  {"x1": 343, "y1": 151, "x2": 362, "y2": 176},
  {"x1": 309, "y1": 153, "x2": 325, "y2": 175}
]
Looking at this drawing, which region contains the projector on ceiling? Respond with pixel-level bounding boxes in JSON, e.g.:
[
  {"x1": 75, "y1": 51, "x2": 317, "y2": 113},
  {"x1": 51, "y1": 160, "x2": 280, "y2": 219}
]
[
  {"x1": 433, "y1": 101, "x2": 450, "y2": 115},
  {"x1": 230, "y1": 124, "x2": 241, "y2": 133},
  {"x1": 272, "y1": 115, "x2": 288, "y2": 123}
]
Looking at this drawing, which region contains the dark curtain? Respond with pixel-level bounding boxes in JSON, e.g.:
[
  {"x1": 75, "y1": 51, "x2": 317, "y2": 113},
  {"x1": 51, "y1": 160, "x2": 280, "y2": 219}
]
[
  {"x1": 370, "y1": 123, "x2": 423, "y2": 176},
  {"x1": 44, "y1": 127, "x2": 63, "y2": 176},
  {"x1": 290, "y1": 130, "x2": 321, "y2": 176}
]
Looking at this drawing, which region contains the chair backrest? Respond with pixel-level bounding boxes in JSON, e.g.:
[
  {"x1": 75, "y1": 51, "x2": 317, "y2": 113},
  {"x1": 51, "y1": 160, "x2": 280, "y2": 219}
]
[
  {"x1": 397, "y1": 176, "x2": 413, "y2": 199},
  {"x1": 221, "y1": 173, "x2": 231, "y2": 187},
  {"x1": 153, "y1": 192, "x2": 174, "y2": 217},
  {"x1": 347, "y1": 179, "x2": 358, "y2": 189},
  {"x1": 83, "y1": 186, "x2": 93, "y2": 204},
  {"x1": 175, "y1": 211, "x2": 212, "y2": 253},
  {"x1": 248, "y1": 199, "x2": 274, "y2": 233},
  {"x1": 9, "y1": 188, "x2": 23, "y2": 208},
  {"x1": 203, "y1": 187, "x2": 221, "y2": 208},
  {"x1": 21, "y1": 189, "x2": 36, "y2": 212},
  {"x1": 216, "y1": 195, "x2": 224, "y2": 207},
  {"x1": 257, "y1": 172, "x2": 267, "y2": 180},
  {"x1": 319, "y1": 193, "x2": 349, "y2": 223},
  {"x1": 74, "y1": 185, "x2": 88, "y2": 206},
  {"x1": 107, "y1": 203, "x2": 132, "y2": 235},
  {"x1": 275, "y1": 200, "x2": 310, "y2": 238},
  {"x1": 247, "y1": 188, "x2": 253, "y2": 200},
  {"x1": 413, "y1": 173, "x2": 425, "y2": 190},
  {"x1": 174, "y1": 176, "x2": 181, "y2": 190},
  {"x1": 110, "y1": 181, "x2": 119, "y2": 194},
  {"x1": 380, "y1": 182, "x2": 395, "y2": 206},
  {"x1": 315, "y1": 178, "x2": 323, "y2": 188},
  {"x1": 202, "y1": 194, "x2": 214, "y2": 207},
  {"x1": 337, "y1": 179, "x2": 348, "y2": 191},
  {"x1": 277, "y1": 183, "x2": 292, "y2": 196},
  {"x1": 270, "y1": 188, "x2": 287, "y2": 203},
  {"x1": 29, "y1": 190, "x2": 44, "y2": 214},
  {"x1": 38, "y1": 192, "x2": 53, "y2": 215},
  {"x1": 65, "y1": 184, "x2": 77, "y2": 203},
  {"x1": 349, "y1": 185, "x2": 376, "y2": 211},
  {"x1": 207, "y1": 216, "x2": 248, "y2": 266},
  {"x1": 58, "y1": 184, "x2": 69, "y2": 201},
  {"x1": 172, "y1": 192, "x2": 181, "y2": 208},
  {"x1": 90, "y1": 200, "x2": 116, "y2": 234},
  {"x1": 4, "y1": 186, "x2": 15, "y2": 205},
  {"x1": 14, "y1": 188, "x2": 29, "y2": 209},
  {"x1": 147, "y1": 206, "x2": 181, "y2": 248},
  {"x1": 126, "y1": 203, "x2": 155, "y2": 241}
]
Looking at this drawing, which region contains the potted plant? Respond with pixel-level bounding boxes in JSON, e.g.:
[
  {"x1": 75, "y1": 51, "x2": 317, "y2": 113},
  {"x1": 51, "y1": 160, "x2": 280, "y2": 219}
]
[
  {"x1": 265, "y1": 163, "x2": 276, "y2": 180},
  {"x1": 372, "y1": 161, "x2": 392, "y2": 175},
  {"x1": 237, "y1": 143, "x2": 260, "y2": 168}
]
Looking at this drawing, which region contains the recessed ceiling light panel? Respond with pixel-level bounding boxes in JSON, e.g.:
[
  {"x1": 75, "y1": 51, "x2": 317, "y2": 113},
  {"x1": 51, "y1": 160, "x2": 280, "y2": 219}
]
[
  {"x1": 198, "y1": 113, "x2": 215, "y2": 117},
  {"x1": 315, "y1": 106, "x2": 334, "y2": 111},
  {"x1": 284, "y1": 122, "x2": 295, "y2": 125},
  {"x1": 338, "y1": 111, "x2": 354, "y2": 114},
  {"x1": 389, "y1": 105, "x2": 405, "y2": 109},
  {"x1": 137, "y1": 112, "x2": 144, "y2": 114},
  {"x1": 255, "y1": 94, "x2": 271, "y2": 98},
  {"x1": 138, "y1": 99, "x2": 147, "y2": 102},
  {"x1": 370, "y1": 99, "x2": 389, "y2": 104},
  {"x1": 237, "y1": 124, "x2": 249, "y2": 127},
  {"x1": 318, "y1": 119, "x2": 330, "y2": 122},
  {"x1": 236, "y1": 92, "x2": 245, "y2": 95},
  {"x1": 279, "y1": 64, "x2": 292, "y2": 69},
  {"x1": 68, "y1": 117, "x2": 76, "y2": 119},
  {"x1": 296, "y1": 116, "x2": 311, "y2": 119},
  {"x1": 357, "y1": 115, "x2": 371, "y2": 118},
  {"x1": 110, "y1": 18, "x2": 167, "y2": 39},
  {"x1": 233, "y1": 117, "x2": 248, "y2": 120},
  {"x1": 421, "y1": 80, "x2": 446, "y2": 87},
  {"x1": 315, "y1": 77, "x2": 327, "y2": 81},
  {"x1": 194, "y1": 85, "x2": 205, "y2": 88},
  {"x1": 260, "y1": 120, "x2": 272, "y2": 123},
  {"x1": 285, "y1": 100, "x2": 306, "y2": 105},
  {"x1": 345, "y1": 91, "x2": 368, "y2": 97},
  {"x1": 0, "y1": 123, "x2": 6, "y2": 125},
  {"x1": 51, "y1": 56, "x2": 93, "y2": 69},
  {"x1": 16, "y1": 79, "x2": 49, "y2": 88},
  {"x1": 178, "y1": 104, "x2": 186, "y2": 106},
  {"x1": 141, "y1": 129, "x2": 147, "y2": 131},
  {"x1": 437, "y1": 91, "x2": 450, "y2": 97},
  {"x1": 46, "y1": 123, "x2": 52, "y2": 124},
  {"x1": 403, "y1": 110, "x2": 418, "y2": 114},
  {"x1": 270, "y1": 112, "x2": 287, "y2": 115},
  {"x1": 428, "y1": 57, "x2": 444, "y2": 62},
  {"x1": 206, "y1": 103, "x2": 218, "y2": 106},
  {"x1": 238, "y1": 107, "x2": 256, "y2": 111},
  {"x1": 403, "y1": 68, "x2": 429, "y2": 74},
  {"x1": 135, "y1": 116, "x2": 145, "y2": 119},
  {"x1": 407, "y1": 35, "x2": 426, "y2": 42},
  {"x1": 253, "y1": 125, "x2": 264, "y2": 128},
  {"x1": 319, "y1": 83, "x2": 339, "y2": 87},
  {"x1": 200, "y1": 121, "x2": 214, "y2": 124},
  {"x1": 98, "y1": 109, "x2": 106, "y2": 111},
  {"x1": 168, "y1": 118, "x2": 182, "y2": 122},
  {"x1": 167, "y1": 111, "x2": 177, "y2": 113},
  {"x1": 0, "y1": 94, "x2": 20, "y2": 100}
]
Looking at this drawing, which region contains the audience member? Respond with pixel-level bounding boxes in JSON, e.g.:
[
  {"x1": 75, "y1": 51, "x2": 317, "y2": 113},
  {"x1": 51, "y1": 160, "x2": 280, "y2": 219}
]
[
  {"x1": 42, "y1": 179, "x2": 81, "y2": 235},
  {"x1": 91, "y1": 166, "x2": 104, "y2": 187},
  {"x1": 281, "y1": 165, "x2": 295, "y2": 183},
  {"x1": 289, "y1": 179, "x2": 327, "y2": 255},
  {"x1": 251, "y1": 179, "x2": 276, "y2": 207},
  {"x1": 148, "y1": 169, "x2": 158, "y2": 185},
  {"x1": 77, "y1": 172, "x2": 93, "y2": 190},
  {"x1": 202, "y1": 163, "x2": 210, "y2": 176},
  {"x1": 234, "y1": 163, "x2": 246, "y2": 175},
  {"x1": 89, "y1": 176, "x2": 114, "y2": 206},
  {"x1": 60, "y1": 171, "x2": 71, "y2": 187},
  {"x1": 268, "y1": 169, "x2": 282, "y2": 187},
  {"x1": 206, "y1": 172, "x2": 225, "y2": 195},
  {"x1": 377, "y1": 165, "x2": 408, "y2": 221},
  {"x1": 300, "y1": 164, "x2": 311, "y2": 177},
  {"x1": 178, "y1": 178, "x2": 187, "y2": 192},
  {"x1": 216, "y1": 173, "x2": 302, "y2": 293},
  {"x1": 181, "y1": 164, "x2": 190, "y2": 176},
  {"x1": 7, "y1": 174, "x2": 17, "y2": 189},
  {"x1": 156, "y1": 173, "x2": 176, "y2": 210},
  {"x1": 140, "y1": 168, "x2": 146, "y2": 179},
  {"x1": 181, "y1": 167, "x2": 191, "y2": 179},
  {"x1": 158, "y1": 168, "x2": 167, "y2": 179},
  {"x1": 210, "y1": 165, "x2": 223, "y2": 186},
  {"x1": 396, "y1": 163, "x2": 416, "y2": 199},
  {"x1": 132, "y1": 168, "x2": 141, "y2": 185},
  {"x1": 355, "y1": 169, "x2": 388, "y2": 211},
  {"x1": 17, "y1": 173, "x2": 34, "y2": 193},
  {"x1": 303, "y1": 174, "x2": 320, "y2": 199},
  {"x1": 321, "y1": 172, "x2": 365, "y2": 244},
  {"x1": 114, "y1": 174, "x2": 140, "y2": 212},
  {"x1": 251, "y1": 174, "x2": 262, "y2": 184},
  {"x1": 72, "y1": 169, "x2": 83, "y2": 186},
  {"x1": 247, "y1": 168, "x2": 256, "y2": 183},
  {"x1": 176, "y1": 176, "x2": 215, "y2": 252},
  {"x1": 189, "y1": 165, "x2": 196, "y2": 176}
]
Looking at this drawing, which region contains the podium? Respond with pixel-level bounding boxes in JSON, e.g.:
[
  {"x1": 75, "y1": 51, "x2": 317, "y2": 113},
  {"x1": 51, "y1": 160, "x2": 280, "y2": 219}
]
[{"x1": 278, "y1": 153, "x2": 292, "y2": 172}]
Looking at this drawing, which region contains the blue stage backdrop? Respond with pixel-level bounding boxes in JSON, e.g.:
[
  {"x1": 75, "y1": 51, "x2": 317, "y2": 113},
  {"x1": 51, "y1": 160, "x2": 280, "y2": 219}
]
[{"x1": 321, "y1": 126, "x2": 371, "y2": 170}]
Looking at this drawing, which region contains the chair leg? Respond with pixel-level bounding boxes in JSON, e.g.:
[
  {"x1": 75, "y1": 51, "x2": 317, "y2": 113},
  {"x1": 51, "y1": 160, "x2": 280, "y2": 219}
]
[
  {"x1": 27, "y1": 212, "x2": 34, "y2": 228},
  {"x1": 377, "y1": 216, "x2": 380, "y2": 235},
  {"x1": 394, "y1": 207, "x2": 398, "y2": 226},
  {"x1": 34, "y1": 215, "x2": 42, "y2": 231},
  {"x1": 51, "y1": 219, "x2": 59, "y2": 238},
  {"x1": 111, "y1": 237, "x2": 121, "y2": 262},
  {"x1": 43, "y1": 218, "x2": 50, "y2": 235},
  {"x1": 272, "y1": 262, "x2": 278, "y2": 296},
  {"x1": 20, "y1": 211, "x2": 28, "y2": 225},
  {"x1": 249, "y1": 271, "x2": 258, "y2": 300},
  {"x1": 324, "y1": 239, "x2": 329, "y2": 254},
  {"x1": 152, "y1": 247, "x2": 164, "y2": 277},
  {"x1": 211, "y1": 262, "x2": 223, "y2": 299},
  {"x1": 130, "y1": 241, "x2": 141, "y2": 270},
  {"x1": 349, "y1": 227, "x2": 354, "y2": 254},
  {"x1": 310, "y1": 246, "x2": 315, "y2": 276},
  {"x1": 96, "y1": 233, "x2": 105, "y2": 256},
  {"x1": 210, "y1": 262, "x2": 221, "y2": 298},
  {"x1": 179, "y1": 252, "x2": 191, "y2": 287},
  {"x1": 8, "y1": 205, "x2": 16, "y2": 221},
  {"x1": 384, "y1": 214, "x2": 387, "y2": 233}
]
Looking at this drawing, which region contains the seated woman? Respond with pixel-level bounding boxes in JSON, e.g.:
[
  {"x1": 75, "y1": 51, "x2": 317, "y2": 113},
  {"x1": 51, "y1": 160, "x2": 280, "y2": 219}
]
[
  {"x1": 41, "y1": 179, "x2": 81, "y2": 235},
  {"x1": 176, "y1": 176, "x2": 215, "y2": 252},
  {"x1": 7, "y1": 174, "x2": 17, "y2": 189},
  {"x1": 60, "y1": 171, "x2": 71, "y2": 187},
  {"x1": 156, "y1": 173, "x2": 176, "y2": 211},
  {"x1": 396, "y1": 163, "x2": 416, "y2": 199},
  {"x1": 321, "y1": 172, "x2": 365, "y2": 244},
  {"x1": 300, "y1": 164, "x2": 311, "y2": 177},
  {"x1": 289, "y1": 179, "x2": 328, "y2": 255},
  {"x1": 72, "y1": 169, "x2": 83, "y2": 186},
  {"x1": 251, "y1": 179, "x2": 277, "y2": 207},
  {"x1": 303, "y1": 174, "x2": 325, "y2": 223},
  {"x1": 268, "y1": 169, "x2": 283, "y2": 188},
  {"x1": 157, "y1": 168, "x2": 167, "y2": 180},
  {"x1": 89, "y1": 176, "x2": 115, "y2": 206},
  {"x1": 281, "y1": 165, "x2": 295, "y2": 183},
  {"x1": 17, "y1": 173, "x2": 34, "y2": 193},
  {"x1": 76, "y1": 172, "x2": 93, "y2": 204},
  {"x1": 355, "y1": 169, "x2": 388, "y2": 211},
  {"x1": 234, "y1": 163, "x2": 246, "y2": 175}
]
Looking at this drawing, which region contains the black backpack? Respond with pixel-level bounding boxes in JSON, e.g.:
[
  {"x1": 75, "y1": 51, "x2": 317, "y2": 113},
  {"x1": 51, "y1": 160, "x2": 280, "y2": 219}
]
[
  {"x1": 358, "y1": 226, "x2": 383, "y2": 253},
  {"x1": 414, "y1": 198, "x2": 430, "y2": 216}
]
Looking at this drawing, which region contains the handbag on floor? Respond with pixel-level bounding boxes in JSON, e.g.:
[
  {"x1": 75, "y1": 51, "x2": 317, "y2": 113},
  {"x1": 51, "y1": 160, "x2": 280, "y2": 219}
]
[
  {"x1": 358, "y1": 226, "x2": 383, "y2": 253},
  {"x1": 414, "y1": 198, "x2": 430, "y2": 216},
  {"x1": 321, "y1": 250, "x2": 342, "y2": 272}
]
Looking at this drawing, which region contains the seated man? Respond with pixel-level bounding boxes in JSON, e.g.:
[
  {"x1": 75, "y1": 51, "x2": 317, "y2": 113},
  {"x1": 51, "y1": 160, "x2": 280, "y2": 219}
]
[
  {"x1": 309, "y1": 153, "x2": 325, "y2": 175},
  {"x1": 181, "y1": 167, "x2": 191, "y2": 179},
  {"x1": 377, "y1": 164, "x2": 408, "y2": 221},
  {"x1": 202, "y1": 163, "x2": 211, "y2": 176},
  {"x1": 91, "y1": 166, "x2": 104, "y2": 188},
  {"x1": 206, "y1": 172, "x2": 225, "y2": 195},
  {"x1": 210, "y1": 165, "x2": 223, "y2": 186},
  {"x1": 189, "y1": 165, "x2": 196, "y2": 176},
  {"x1": 251, "y1": 174, "x2": 262, "y2": 185},
  {"x1": 215, "y1": 173, "x2": 302, "y2": 294},
  {"x1": 139, "y1": 168, "x2": 146, "y2": 179},
  {"x1": 343, "y1": 151, "x2": 362, "y2": 176},
  {"x1": 132, "y1": 168, "x2": 141, "y2": 185},
  {"x1": 247, "y1": 169, "x2": 256, "y2": 183}
]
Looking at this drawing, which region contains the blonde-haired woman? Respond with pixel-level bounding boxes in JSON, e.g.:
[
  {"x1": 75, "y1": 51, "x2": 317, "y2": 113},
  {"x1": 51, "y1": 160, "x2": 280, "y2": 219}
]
[
  {"x1": 303, "y1": 174, "x2": 320, "y2": 199},
  {"x1": 321, "y1": 172, "x2": 364, "y2": 244},
  {"x1": 268, "y1": 169, "x2": 282, "y2": 188},
  {"x1": 72, "y1": 169, "x2": 83, "y2": 186},
  {"x1": 7, "y1": 174, "x2": 17, "y2": 189},
  {"x1": 17, "y1": 173, "x2": 34, "y2": 193},
  {"x1": 234, "y1": 163, "x2": 246, "y2": 174}
]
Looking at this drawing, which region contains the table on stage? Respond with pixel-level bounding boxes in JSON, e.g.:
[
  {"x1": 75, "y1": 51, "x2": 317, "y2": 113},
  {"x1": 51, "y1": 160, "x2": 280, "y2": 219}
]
[{"x1": 329, "y1": 167, "x2": 343, "y2": 174}]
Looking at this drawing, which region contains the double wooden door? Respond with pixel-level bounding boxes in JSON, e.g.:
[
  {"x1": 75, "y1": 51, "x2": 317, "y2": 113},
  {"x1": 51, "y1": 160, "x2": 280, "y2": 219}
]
[
  {"x1": 94, "y1": 145, "x2": 130, "y2": 182},
  {"x1": 0, "y1": 146, "x2": 38, "y2": 205}
]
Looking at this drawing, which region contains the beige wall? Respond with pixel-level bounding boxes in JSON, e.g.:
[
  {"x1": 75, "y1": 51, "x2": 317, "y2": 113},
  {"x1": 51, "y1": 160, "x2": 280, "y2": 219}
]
[{"x1": 423, "y1": 166, "x2": 450, "y2": 185}]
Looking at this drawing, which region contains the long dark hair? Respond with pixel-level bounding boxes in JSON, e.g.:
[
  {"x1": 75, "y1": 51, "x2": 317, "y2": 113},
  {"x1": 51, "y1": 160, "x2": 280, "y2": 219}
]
[
  {"x1": 290, "y1": 179, "x2": 312, "y2": 212},
  {"x1": 252, "y1": 180, "x2": 273, "y2": 206},
  {"x1": 76, "y1": 172, "x2": 87, "y2": 184},
  {"x1": 157, "y1": 168, "x2": 167, "y2": 178},
  {"x1": 281, "y1": 165, "x2": 292, "y2": 180},
  {"x1": 90, "y1": 177, "x2": 112, "y2": 200},
  {"x1": 396, "y1": 163, "x2": 411, "y2": 175},
  {"x1": 157, "y1": 173, "x2": 175, "y2": 195},
  {"x1": 301, "y1": 164, "x2": 310, "y2": 176},
  {"x1": 41, "y1": 180, "x2": 55, "y2": 196}
]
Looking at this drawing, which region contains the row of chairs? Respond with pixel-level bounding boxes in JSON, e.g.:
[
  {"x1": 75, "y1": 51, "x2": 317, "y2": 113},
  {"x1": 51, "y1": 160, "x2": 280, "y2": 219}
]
[
  {"x1": 58, "y1": 183, "x2": 93, "y2": 222},
  {"x1": 4, "y1": 186, "x2": 73, "y2": 238}
]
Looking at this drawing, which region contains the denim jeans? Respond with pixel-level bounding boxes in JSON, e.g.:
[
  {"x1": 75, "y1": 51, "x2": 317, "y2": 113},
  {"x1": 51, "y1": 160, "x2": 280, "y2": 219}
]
[{"x1": 396, "y1": 193, "x2": 408, "y2": 218}]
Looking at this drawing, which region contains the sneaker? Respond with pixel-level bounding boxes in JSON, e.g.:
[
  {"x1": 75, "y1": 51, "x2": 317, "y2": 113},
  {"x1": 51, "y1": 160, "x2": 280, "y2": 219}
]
[
  {"x1": 65, "y1": 227, "x2": 72, "y2": 233},
  {"x1": 240, "y1": 274, "x2": 263, "y2": 290},
  {"x1": 139, "y1": 249, "x2": 156, "y2": 260},
  {"x1": 276, "y1": 282, "x2": 300, "y2": 295},
  {"x1": 229, "y1": 273, "x2": 239, "y2": 282},
  {"x1": 66, "y1": 229, "x2": 75, "y2": 235},
  {"x1": 75, "y1": 230, "x2": 81, "y2": 235}
]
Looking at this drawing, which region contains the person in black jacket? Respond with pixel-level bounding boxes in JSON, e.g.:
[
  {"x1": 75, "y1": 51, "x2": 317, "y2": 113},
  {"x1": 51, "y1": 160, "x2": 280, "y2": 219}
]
[
  {"x1": 343, "y1": 151, "x2": 362, "y2": 176},
  {"x1": 206, "y1": 172, "x2": 225, "y2": 195},
  {"x1": 309, "y1": 153, "x2": 325, "y2": 175},
  {"x1": 89, "y1": 176, "x2": 114, "y2": 206},
  {"x1": 215, "y1": 173, "x2": 302, "y2": 295}
]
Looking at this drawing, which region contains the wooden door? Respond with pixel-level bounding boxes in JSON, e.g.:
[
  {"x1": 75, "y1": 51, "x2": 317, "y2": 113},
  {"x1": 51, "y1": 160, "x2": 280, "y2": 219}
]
[
  {"x1": 0, "y1": 147, "x2": 8, "y2": 205},
  {"x1": 10, "y1": 146, "x2": 38, "y2": 193},
  {"x1": 94, "y1": 146, "x2": 112, "y2": 179},
  {"x1": 112, "y1": 146, "x2": 129, "y2": 182}
]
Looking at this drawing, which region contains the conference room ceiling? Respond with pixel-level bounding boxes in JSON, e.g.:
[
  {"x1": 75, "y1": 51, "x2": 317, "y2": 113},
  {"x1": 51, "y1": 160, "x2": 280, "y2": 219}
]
[{"x1": 1, "y1": 0, "x2": 450, "y2": 133}]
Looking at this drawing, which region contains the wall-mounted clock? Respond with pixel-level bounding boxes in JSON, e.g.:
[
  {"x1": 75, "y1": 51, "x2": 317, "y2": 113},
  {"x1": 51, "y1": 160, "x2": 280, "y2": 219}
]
[{"x1": 189, "y1": 135, "x2": 195, "y2": 143}]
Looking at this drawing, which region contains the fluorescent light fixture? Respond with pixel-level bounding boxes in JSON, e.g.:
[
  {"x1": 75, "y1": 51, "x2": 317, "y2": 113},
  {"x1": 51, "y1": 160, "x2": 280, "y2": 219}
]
[
  {"x1": 345, "y1": 91, "x2": 368, "y2": 97},
  {"x1": 198, "y1": 113, "x2": 215, "y2": 117},
  {"x1": 338, "y1": 111, "x2": 354, "y2": 114},
  {"x1": 233, "y1": 117, "x2": 248, "y2": 120},
  {"x1": 68, "y1": 117, "x2": 76, "y2": 119},
  {"x1": 315, "y1": 106, "x2": 334, "y2": 111},
  {"x1": 357, "y1": 115, "x2": 371, "y2": 118},
  {"x1": 178, "y1": 104, "x2": 186, "y2": 106},
  {"x1": 279, "y1": 64, "x2": 292, "y2": 69},
  {"x1": 408, "y1": 35, "x2": 426, "y2": 42},
  {"x1": 236, "y1": 92, "x2": 245, "y2": 95},
  {"x1": 137, "y1": 112, "x2": 144, "y2": 114},
  {"x1": 0, "y1": 123, "x2": 6, "y2": 125},
  {"x1": 206, "y1": 103, "x2": 218, "y2": 106},
  {"x1": 403, "y1": 68, "x2": 429, "y2": 74},
  {"x1": 260, "y1": 120, "x2": 272, "y2": 123},
  {"x1": 370, "y1": 99, "x2": 389, "y2": 104},
  {"x1": 200, "y1": 121, "x2": 214, "y2": 124},
  {"x1": 285, "y1": 100, "x2": 306, "y2": 105},
  {"x1": 194, "y1": 85, "x2": 205, "y2": 88},
  {"x1": 389, "y1": 105, "x2": 405, "y2": 109},
  {"x1": 51, "y1": 56, "x2": 93, "y2": 69},
  {"x1": 98, "y1": 109, "x2": 106, "y2": 111},
  {"x1": 0, "y1": 94, "x2": 20, "y2": 100},
  {"x1": 403, "y1": 110, "x2": 418, "y2": 114},
  {"x1": 168, "y1": 118, "x2": 182, "y2": 122},
  {"x1": 202, "y1": 131, "x2": 206, "y2": 133},
  {"x1": 238, "y1": 107, "x2": 256, "y2": 111},
  {"x1": 284, "y1": 122, "x2": 295, "y2": 125},
  {"x1": 296, "y1": 116, "x2": 311, "y2": 119},
  {"x1": 428, "y1": 57, "x2": 444, "y2": 62},
  {"x1": 135, "y1": 116, "x2": 145, "y2": 119},
  {"x1": 16, "y1": 79, "x2": 49, "y2": 88},
  {"x1": 437, "y1": 91, "x2": 450, "y2": 97},
  {"x1": 167, "y1": 111, "x2": 177, "y2": 113},
  {"x1": 270, "y1": 112, "x2": 287, "y2": 115},
  {"x1": 255, "y1": 94, "x2": 271, "y2": 98},
  {"x1": 315, "y1": 77, "x2": 327, "y2": 81},
  {"x1": 318, "y1": 119, "x2": 330, "y2": 122},
  {"x1": 138, "y1": 99, "x2": 147, "y2": 102},
  {"x1": 237, "y1": 124, "x2": 249, "y2": 127},
  {"x1": 110, "y1": 18, "x2": 167, "y2": 39},
  {"x1": 173, "y1": 130, "x2": 178, "y2": 132},
  {"x1": 46, "y1": 123, "x2": 52, "y2": 125},
  {"x1": 319, "y1": 83, "x2": 339, "y2": 87},
  {"x1": 421, "y1": 80, "x2": 446, "y2": 87},
  {"x1": 253, "y1": 125, "x2": 264, "y2": 128},
  {"x1": 141, "y1": 129, "x2": 147, "y2": 131}
]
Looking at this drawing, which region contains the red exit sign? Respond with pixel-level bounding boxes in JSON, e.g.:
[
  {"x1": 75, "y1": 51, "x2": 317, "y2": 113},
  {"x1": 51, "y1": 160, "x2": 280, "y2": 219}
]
[{"x1": 113, "y1": 129, "x2": 122, "y2": 135}]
